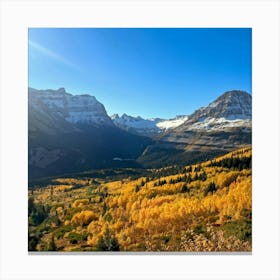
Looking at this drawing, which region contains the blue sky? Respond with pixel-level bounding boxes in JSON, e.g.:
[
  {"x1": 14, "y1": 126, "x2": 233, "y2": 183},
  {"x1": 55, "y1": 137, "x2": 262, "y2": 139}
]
[{"x1": 28, "y1": 28, "x2": 251, "y2": 119}]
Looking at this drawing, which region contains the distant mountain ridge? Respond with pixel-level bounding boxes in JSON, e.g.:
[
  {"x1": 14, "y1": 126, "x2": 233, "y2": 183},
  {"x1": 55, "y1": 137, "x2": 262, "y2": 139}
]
[
  {"x1": 111, "y1": 113, "x2": 189, "y2": 137},
  {"x1": 28, "y1": 88, "x2": 251, "y2": 181},
  {"x1": 111, "y1": 90, "x2": 251, "y2": 136}
]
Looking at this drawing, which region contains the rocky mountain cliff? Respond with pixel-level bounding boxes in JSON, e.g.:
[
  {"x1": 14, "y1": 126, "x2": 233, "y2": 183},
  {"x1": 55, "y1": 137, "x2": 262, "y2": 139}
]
[
  {"x1": 28, "y1": 88, "x2": 152, "y2": 181},
  {"x1": 173, "y1": 90, "x2": 251, "y2": 132},
  {"x1": 138, "y1": 90, "x2": 252, "y2": 168},
  {"x1": 29, "y1": 88, "x2": 252, "y2": 181},
  {"x1": 111, "y1": 90, "x2": 251, "y2": 137},
  {"x1": 29, "y1": 87, "x2": 113, "y2": 127}
]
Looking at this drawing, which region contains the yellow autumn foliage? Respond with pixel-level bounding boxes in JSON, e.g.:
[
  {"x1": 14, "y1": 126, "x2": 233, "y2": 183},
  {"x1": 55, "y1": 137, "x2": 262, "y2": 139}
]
[
  {"x1": 72, "y1": 199, "x2": 89, "y2": 208},
  {"x1": 71, "y1": 210, "x2": 97, "y2": 226},
  {"x1": 29, "y1": 146, "x2": 252, "y2": 252}
]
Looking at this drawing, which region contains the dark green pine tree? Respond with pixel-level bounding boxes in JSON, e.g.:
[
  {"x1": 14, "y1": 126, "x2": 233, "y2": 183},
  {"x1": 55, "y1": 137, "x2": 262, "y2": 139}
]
[
  {"x1": 47, "y1": 235, "x2": 57, "y2": 251},
  {"x1": 181, "y1": 183, "x2": 189, "y2": 193},
  {"x1": 204, "y1": 182, "x2": 217, "y2": 196},
  {"x1": 96, "y1": 227, "x2": 120, "y2": 251},
  {"x1": 135, "y1": 184, "x2": 140, "y2": 193}
]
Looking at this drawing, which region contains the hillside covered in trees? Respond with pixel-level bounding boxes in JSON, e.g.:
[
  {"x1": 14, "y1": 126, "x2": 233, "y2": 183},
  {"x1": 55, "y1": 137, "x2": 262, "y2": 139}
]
[{"x1": 28, "y1": 146, "x2": 252, "y2": 252}]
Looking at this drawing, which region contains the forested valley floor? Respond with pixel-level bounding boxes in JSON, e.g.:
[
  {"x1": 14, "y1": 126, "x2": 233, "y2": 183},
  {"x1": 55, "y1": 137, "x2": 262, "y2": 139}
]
[{"x1": 28, "y1": 146, "x2": 252, "y2": 252}]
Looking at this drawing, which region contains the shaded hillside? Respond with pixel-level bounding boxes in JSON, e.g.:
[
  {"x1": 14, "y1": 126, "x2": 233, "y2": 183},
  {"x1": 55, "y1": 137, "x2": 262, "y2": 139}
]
[{"x1": 29, "y1": 88, "x2": 152, "y2": 179}]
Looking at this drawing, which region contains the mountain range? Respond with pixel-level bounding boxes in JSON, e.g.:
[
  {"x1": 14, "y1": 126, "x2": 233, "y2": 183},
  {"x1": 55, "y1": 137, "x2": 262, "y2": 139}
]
[
  {"x1": 111, "y1": 113, "x2": 189, "y2": 137},
  {"x1": 28, "y1": 88, "x2": 251, "y2": 181},
  {"x1": 28, "y1": 88, "x2": 152, "y2": 180}
]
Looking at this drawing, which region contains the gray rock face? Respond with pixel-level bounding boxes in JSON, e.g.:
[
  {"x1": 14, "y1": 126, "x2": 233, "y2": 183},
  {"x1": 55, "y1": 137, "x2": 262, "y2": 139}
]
[
  {"x1": 28, "y1": 87, "x2": 113, "y2": 126},
  {"x1": 188, "y1": 90, "x2": 251, "y2": 123},
  {"x1": 172, "y1": 90, "x2": 252, "y2": 133},
  {"x1": 138, "y1": 90, "x2": 252, "y2": 168},
  {"x1": 28, "y1": 87, "x2": 152, "y2": 181}
]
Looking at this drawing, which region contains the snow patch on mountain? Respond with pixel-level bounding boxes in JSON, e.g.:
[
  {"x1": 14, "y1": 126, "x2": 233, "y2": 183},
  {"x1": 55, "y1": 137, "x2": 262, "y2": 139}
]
[
  {"x1": 157, "y1": 116, "x2": 189, "y2": 130},
  {"x1": 175, "y1": 90, "x2": 252, "y2": 132},
  {"x1": 187, "y1": 117, "x2": 251, "y2": 131},
  {"x1": 111, "y1": 114, "x2": 189, "y2": 136},
  {"x1": 111, "y1": 114, "x2": 162, "y2": 135},
  {"x1": 29, "y1": 87, "x2": 113, "y2": 126},
  {"x1": 113, "y1": 114, "x2": 162, "y2": 129}
]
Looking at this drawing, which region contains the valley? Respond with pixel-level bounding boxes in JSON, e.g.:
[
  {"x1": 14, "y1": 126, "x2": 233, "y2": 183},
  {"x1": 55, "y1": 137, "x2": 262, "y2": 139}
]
[
  {"x1": 28, "y1": 88, "x2": 252, "y2": 252},
  {"x1": 28, "y1": 146, "x2": 252, "y2": 252},
  {"x1": 28, "y1": 88, "x2": 252, "y2": 180}
]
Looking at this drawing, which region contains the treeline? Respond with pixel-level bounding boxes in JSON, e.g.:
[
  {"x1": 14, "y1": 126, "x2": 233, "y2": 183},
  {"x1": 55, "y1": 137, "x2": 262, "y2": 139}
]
[
  {"x1": 208, "y1": 156, "x2": 251, "y2": 170},
  {"x1": 152, "y1": 171, "x2": 207, "y2": 187}
]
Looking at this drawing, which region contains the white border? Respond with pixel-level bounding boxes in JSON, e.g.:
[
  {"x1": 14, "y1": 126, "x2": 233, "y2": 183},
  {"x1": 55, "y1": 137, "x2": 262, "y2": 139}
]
[{"x1": 0, "y1": 0, "x2": 279, "y2": 279}]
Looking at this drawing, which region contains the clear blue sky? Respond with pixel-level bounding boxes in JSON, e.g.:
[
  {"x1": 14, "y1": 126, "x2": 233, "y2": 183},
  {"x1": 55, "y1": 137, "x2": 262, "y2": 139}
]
[{"x1": 28, "y1": 28, "x2": 251, "y2": 119}]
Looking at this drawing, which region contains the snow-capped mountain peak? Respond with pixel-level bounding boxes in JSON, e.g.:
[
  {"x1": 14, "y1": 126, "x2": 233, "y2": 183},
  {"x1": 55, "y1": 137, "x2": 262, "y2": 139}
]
[
  {"x1": 111, "y1": 113, "x2": 189, "y2": 136},
  {"x1": 29, "y1": 87, "x2": 113, "y2": 126},
  {"x1": 206, "y1": 90, "x2": 251, "y2": 120},
  {"x1": 111, "y1": 114, "x2": 120, "y2": 120},
  {"x1": 195, "y1": 90, "x2": 252, "y2": 120},
  {"x1": 174, "y1": 90, "x2": 252, "y2": 132},
  {"x1": 111, "y1": 113, "x2": 160, "y2": 136}
]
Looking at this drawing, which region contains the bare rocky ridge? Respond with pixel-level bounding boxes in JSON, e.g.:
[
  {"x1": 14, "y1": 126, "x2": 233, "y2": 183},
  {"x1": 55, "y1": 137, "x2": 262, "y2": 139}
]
[
  {"x1": 187, "y1": 90, "x2": 251, "y2": 122},
  {"x1": 162, "y1": 90, "x2": 251, "y2": 138},
  {"x1": 172, "y1": 90, "x2": 251, "y2": 133},
  {"x1": 111, "y1": 90, "x2": 251, "y2": 137},
  {"x1": 28, "y1": 88, "x2": 252, "y2": 180},
  {"x1": 111, "y1": 113, "x2": 189, "y2": 137},
  {"x1": 138, "y1": 90, "x2": 252, "y2": 167},
  {"x1": 29, "y1": 87, "x2": 113, "y2": 126},
  {"x1": 28, "y1": 88, "x2": 152, "y2": 180}
]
